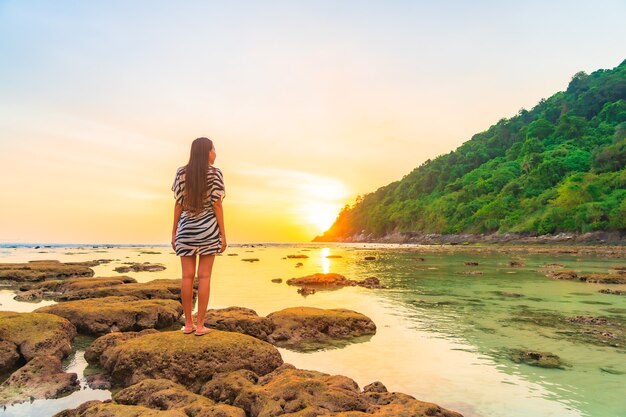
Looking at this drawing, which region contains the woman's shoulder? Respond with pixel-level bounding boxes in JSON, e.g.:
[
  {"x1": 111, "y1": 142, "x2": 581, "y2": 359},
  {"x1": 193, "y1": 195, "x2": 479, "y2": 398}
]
[{"x1": 208, "y1": 166, "x2": 222, "y2": 175}]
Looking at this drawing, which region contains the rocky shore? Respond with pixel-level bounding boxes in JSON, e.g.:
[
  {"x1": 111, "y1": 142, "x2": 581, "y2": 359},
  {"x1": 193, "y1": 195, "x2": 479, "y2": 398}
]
[
  {"x1": 315, "y1": 231, "x2": 626, "y2": 246},
  {"x1": 0, "y1": 260, "x2": 463, "y2": 416}
]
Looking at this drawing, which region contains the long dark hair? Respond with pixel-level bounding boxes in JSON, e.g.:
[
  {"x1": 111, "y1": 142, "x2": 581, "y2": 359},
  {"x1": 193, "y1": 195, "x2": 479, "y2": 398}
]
[{"x1": 184, "y1": 137, "x2": 213, "y2": 214}]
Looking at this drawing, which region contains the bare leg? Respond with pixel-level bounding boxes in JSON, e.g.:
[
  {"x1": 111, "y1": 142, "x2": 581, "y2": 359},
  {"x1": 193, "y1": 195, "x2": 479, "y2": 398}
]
[
  {"x1": 195, "y1": 254, "x2": 216, "y2": 333},
  {"x1": 180, "y1": 255, "x2": 197, "y2": 331}
]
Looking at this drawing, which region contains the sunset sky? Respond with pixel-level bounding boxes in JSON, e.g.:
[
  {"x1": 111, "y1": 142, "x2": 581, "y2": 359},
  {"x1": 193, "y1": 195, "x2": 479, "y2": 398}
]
[{"x1": 1, "y1": 1, "x2": 624, "y2": 244}]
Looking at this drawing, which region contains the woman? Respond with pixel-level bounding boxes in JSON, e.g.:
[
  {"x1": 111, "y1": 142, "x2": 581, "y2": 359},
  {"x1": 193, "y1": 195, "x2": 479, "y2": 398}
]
[{"x1": 171, "y1": 137, "x2": 226, "y2": 336}]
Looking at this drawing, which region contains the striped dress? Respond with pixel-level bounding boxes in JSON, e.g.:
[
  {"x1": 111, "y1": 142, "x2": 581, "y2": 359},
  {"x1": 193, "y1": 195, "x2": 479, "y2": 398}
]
[{"x1": 171, "y1": 165, "x2": 225, "y2": 256}]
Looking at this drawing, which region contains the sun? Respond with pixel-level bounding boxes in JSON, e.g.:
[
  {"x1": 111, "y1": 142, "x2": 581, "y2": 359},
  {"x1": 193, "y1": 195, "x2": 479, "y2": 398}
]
[{"x1": 305, "y1": 202, "x2": 341, "y2": 233}]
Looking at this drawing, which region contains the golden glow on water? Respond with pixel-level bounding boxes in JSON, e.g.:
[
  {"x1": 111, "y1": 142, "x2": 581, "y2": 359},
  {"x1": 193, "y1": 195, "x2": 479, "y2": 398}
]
[{"x1": 321, "y1": 247, "x2": 331, "y2": 273}]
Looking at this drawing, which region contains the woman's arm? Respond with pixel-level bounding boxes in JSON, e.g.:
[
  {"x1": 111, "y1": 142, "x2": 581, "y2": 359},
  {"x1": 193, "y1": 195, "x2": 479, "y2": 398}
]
[
  {"x1": 171, "y1": 202, "x2": 183, "y2": 250},
  {"x1": 212, "y1": 198, "x2": 227, "y2": 252}
]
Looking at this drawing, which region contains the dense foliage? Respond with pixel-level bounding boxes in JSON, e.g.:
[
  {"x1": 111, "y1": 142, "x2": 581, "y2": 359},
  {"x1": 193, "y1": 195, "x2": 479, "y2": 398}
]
[{"x1": 319, "y1": 60, "x2": 626, "y2": 239}]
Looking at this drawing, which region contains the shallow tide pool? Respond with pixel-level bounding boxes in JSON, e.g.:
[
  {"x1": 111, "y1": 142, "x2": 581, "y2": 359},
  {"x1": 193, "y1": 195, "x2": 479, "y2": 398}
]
[{"x1": 1, "y1": 243, "x2": 625, "y2": 417}]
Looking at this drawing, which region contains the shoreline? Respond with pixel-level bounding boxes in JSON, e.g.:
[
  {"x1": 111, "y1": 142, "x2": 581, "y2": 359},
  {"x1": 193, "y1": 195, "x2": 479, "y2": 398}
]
[{"x1": 314, "y1": 231, "x2": 626, "y2": 246}]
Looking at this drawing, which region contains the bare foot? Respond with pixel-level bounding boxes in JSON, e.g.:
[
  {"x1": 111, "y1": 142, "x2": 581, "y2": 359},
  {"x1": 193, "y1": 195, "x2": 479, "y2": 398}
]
[{"x1": 195, "y1": 327, "x2": 213, "y2": 336}]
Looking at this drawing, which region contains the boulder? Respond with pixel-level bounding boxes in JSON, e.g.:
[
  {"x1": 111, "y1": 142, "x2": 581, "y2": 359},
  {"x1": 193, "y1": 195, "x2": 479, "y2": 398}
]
[
  {"x1": 509, "y1": 349, "x2": 564, "y2": 369},
  {"x1": 364, "y1": 256, "x2": 376, "y2": 261},
  {"x1": 85, "y1": 329, "x2": 160, "y2": 364},
  {"x1": 114, "y1": 378, "x2": 245, "y2": 417},
  {"x1": 114, "y1": 262, "x2": 167, "y2": 273},
  {"x1": 201, "y1": 364, "x2": 463, "y2": 417},
  {"x1": 333, "y1": 391, "x2": 464, "y2": 417},
  {"x1": 0, "y1": 260, "x2": 94, "y2": 282},
  {"x1": 54, "y1": 402, "x2": 190, "y2": 416},
  {"x1": 35, "y1": 296, "x2": 182, "y2": 335},
  {"x1": 507, "y1": 261, "x2": 526, "y2": 267},
  {"x1": 545, "y1": 269, "x2": 579, "y2": 280},
  {"x1": 99, "y1": 330, "x2": 283, "y2": 391},
  {"x1": 198, "y1": 307, "x2": 275, "y2": 342},
  {"x1": 287, "y1": 254, "x2": 309, "y2": 259},
  {"x1": 581, "y1": 273, "x2": 626, "y2": 284},
  {"x1": 600, "y1": 289, "x2": 626, "y2": 296},
  {"x1": 205, "y1": 364, "x2": 368, "y2": 416},
  {"x1": 266, "y1": 307, "x2": 376, "y2": 350},
  {"x1": 56, "y1": 279, "x2": 183, "y2": 301},
  {"x1": 12, "y1": 289, "x2": 44, "y2": 302},
  {"x1": 287, "y1": 273, "x2": 351, "y2": 287},
  {"x1": 271, "y1": 278, "x2": 282, "y2": 283},
  {"x1": 0, "y1": 311, "x2": 75, "y2": 373},
  {"x1": 0, "y1": 355, "x2": 79, "y2": 405},
  {"x1": 287, "y1": 273, "x2": 385, "y2": 291}
]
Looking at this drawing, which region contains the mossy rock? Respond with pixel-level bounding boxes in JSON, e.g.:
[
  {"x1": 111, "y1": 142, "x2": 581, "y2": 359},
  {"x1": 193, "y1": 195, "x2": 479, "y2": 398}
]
[
  {"x1": 266, "y1": 307, "x2": 376, "y2": 351},
  {"x1": 114, "y1": 378, "x2": 245, "y2": 416},
  {"x1": 0, "y1": 311, "x2": 76, "y2": 374},
  {"x1": 509, "y1": 349, "x2": 565, "y2": 369},
  {"x1": 85, "y1": 329, "x2": 160, "y2": 365},
  {"x1": 287, "y1": 273, "x2": 352, "y2": 287},
  {"x1": 0, "y1": 355, "x2": 79, "y2": 405},
  {"x1": 0, "y1": 260, "x2": 94, "y2": 283},
  {"x1": 197, "y1": 307, "x2": 276, "y2": 342},
  {"x1": 201, "y1": 364, "x2": 463, "y2": 417},
  {"x1": 57, "y1": 279, "x2": 183, "y2": 301},
  {"x1": 99, "y1": 330, "x2": 283, "y2": 391},
  {"x1": 35, "y1": 296, "x2": 182, "y2": 336}
]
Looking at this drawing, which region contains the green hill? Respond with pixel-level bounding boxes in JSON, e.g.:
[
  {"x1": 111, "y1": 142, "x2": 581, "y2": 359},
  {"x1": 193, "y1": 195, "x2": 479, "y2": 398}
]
[{"x1": 317, "y1": 59, "x2": 626, "y2": 241}]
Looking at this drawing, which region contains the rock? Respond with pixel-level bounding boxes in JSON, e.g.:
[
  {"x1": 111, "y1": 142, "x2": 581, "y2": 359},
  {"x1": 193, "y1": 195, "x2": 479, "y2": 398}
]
[
  {"x1": 287, "y1": 273, "x2": 352, "y2": 287},
  {"x1": 52, "y1": 400, "x2": 105, "y2": 417},
  {"x1": 202, "y1": 364, "x2": 463, "y2": 417},
  {"x1": 364, "y1": 256, "x2": 376, "y2": 261},
  {"x1": 566, "y1": 316, "x2": 612, "y2": 326},
  {"x1": 581, "y1": 273, "x2": 626, "y2": 284},
  {"x1": 508, "y1": 261, "x2": 526, "y2": 267},
  {"x1": 326, "y1": 255, "x2": 343, "y2": 259},
  {"x1": 55, "y1": 402, "x2": 190, "y2": 416},
  {"x1": 227, "y1": 253, "x2": 239, "y2": 256},
  {"x1": 297, "y1": 287, "x2": 316, "y2": 296},
  {"x1": 495, "y1": 291, "x2": 524, "y2": 298},
  {"x1": 56, "y1": 279, "x2": 183, "y2": 301},
  {"x1": 545, "y1": 269, "x2": 579, "y2": 280},
  {"x1": 356, "y1": 277, "x2": 385, "y2": 289},
  {"x1": 363, "y1": 381, "x2": 388, "y2": 393},
  {"x1": 85, "y1": 373, "x2": 112, "y2": 390},
  {"x1": 287, "y1": 273, "x2": 385, "y2": 291},
  {"x1": 287, "y1": 254, "x2": 309, "y2": 259},
  {"x1": 543, "y1": 263, "x2": 565, "y2": 268},
  {"x1": 114, "y1": 262, "x2": 166, "y2": 273},
  {"x1": 13, "y1": 289, "x2": 44, "y2": 302},
  {"x1": 199, "y1": 307, "x2": 276, "y2": 342},
  {"x1": 0, "y1": 341, "x2": 20, "y2": 373},
  {"x1": 114, "y1": 378, "x2": 245, "y2": 417},
  {"x1": 241, "y1": 258, "x2": 260, "y2": 262},
  {"x1": 100, "y1": 330, "x2": 283, "y2": 391},
  {"x1": 35, "y1": 296, "x2": 182, "y2": 336},
  {"x1": 0, "y1": 311, "x2": 75, "y2": 373},
  {"x1": 335, "y1": 391, "x2": 464, "y2": 417},
  {"x1": 509, "y1": 349, "x2": 564, "y2": 369},
  {"x1": 462, "y1": 271, "x2": 483, "y2": 275},
  {"x1": 0, "y1": 355, "x2": 79, "y2": 405},
  {"x1": 19, "y1": 276, "x2": 137, "y2": 293},
  {"x1": 207, "y1": 364, "x2": 369, "y2": 416},
  {"x1": 0, "y1": 260, "x2": 94, "y2": 282},
  {"x1": 464, "y1": 262, "x2": 479, "y2": 266},
  {"x1": 85, "y1": 329, "x2": 160, "y2": 364},
  {"x1": 200, "y1": 369, "x2": 259, "y2": 405},
  {"x1": 600, "y1": 289, "x2": 626, "y2": 296},
  {"x1": 266, "y1": 307, "x2": 376, "y2": 350},
  {"x1": 295, "y1": 262, "x2": 304, "y2": 268},
  {"x1": 271, "y1": 278, "x2": 282, "y2": 283}
]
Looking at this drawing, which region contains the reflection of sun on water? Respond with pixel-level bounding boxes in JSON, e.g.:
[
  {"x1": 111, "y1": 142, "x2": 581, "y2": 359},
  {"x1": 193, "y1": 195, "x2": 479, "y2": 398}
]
[{"x1": 321, "y1": 247, "x2": 330, "y2": 273}]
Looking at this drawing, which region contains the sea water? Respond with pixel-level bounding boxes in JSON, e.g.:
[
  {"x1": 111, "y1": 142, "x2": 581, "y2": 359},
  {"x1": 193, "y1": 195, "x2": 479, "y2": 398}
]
[{"x1": 0, "y1": 243, "x2": 625, "y2": 417}]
